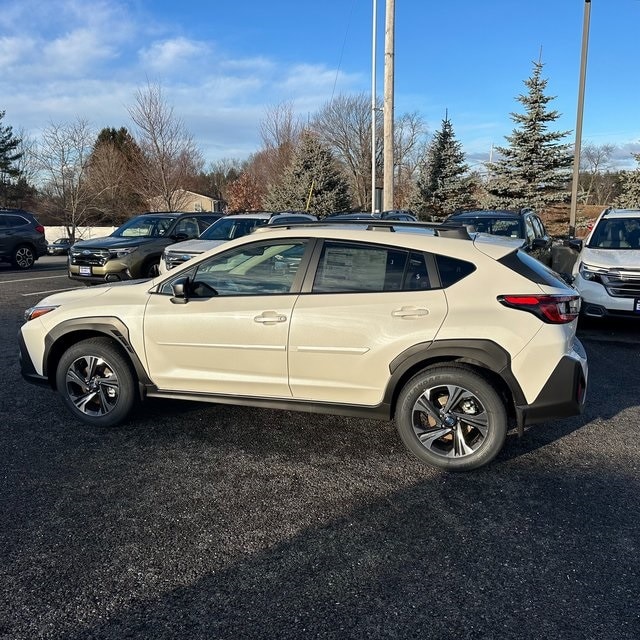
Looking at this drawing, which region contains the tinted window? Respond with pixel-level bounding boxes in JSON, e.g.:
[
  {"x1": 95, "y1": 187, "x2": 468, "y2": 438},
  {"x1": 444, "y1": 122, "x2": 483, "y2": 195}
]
[
  {"x1": 2, "y1": 214, "x2": 28, "y2": 228},
  {"x1": 172, "y1": 217, "x2": 202, "y2": 237},
  {"x1": 312, "y1": 242, "x2": 426, "y2": 293},
  {"x1": 530, "y1": 215, "x2": 546, "y2": 238},
  {"x1": 435, "y1": 255, "x2": 476, "y2": 287},
  {"x1": 114, "y1": 216, "x2": 176, "y2": 238},
  {"x1": 200, "y1": 217, "x2": 268, "y2": 241},
  {"x1": 524, "y1": 217, "x2": 536, "y2": 243},
  {"x1": 498, "y1": 250, "x2": 569, "y2": 287},
  {"x1": 160, "y1": 240, "x2": 309, "y2": 297}
]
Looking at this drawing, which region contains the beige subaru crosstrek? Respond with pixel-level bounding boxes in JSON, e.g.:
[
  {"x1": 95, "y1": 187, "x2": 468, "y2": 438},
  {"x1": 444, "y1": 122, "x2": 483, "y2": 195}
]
[{"x1": 20, "y1": 220, "x2": 588, "y2": 471}]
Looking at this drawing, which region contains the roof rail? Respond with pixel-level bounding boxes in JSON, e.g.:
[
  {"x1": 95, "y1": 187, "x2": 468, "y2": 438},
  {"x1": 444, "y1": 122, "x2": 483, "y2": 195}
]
[{"x1": 255, "y1": 218, "x2": 472, "y2": 239}]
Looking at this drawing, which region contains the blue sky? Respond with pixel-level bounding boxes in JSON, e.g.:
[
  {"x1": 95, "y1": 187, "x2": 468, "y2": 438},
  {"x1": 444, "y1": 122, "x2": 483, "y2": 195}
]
[{"x1": 1, "y1": 0, "x2": 639, "y2": 169}]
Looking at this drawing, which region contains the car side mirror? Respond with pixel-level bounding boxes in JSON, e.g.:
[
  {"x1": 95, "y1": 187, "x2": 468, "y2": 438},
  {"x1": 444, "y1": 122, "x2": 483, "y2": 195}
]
[
  {"x1": 172, "y1": 232, "x2": 189, "y2": 241},
  {"x1": 565, "y1": 238, "x2": 583, "y2": 252},
  {"x1": 170, "y1": 277, "x2": 190, "y2": 304}
]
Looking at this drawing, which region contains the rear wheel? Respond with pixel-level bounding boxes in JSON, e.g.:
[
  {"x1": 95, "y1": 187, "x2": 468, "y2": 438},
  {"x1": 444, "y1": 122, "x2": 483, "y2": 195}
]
[
  {"x1": 55, "y1": 337, "x2": 137, "y2": 427},
  {"x1": 395, "y1": 365, "x2": 507, "y2": 471},
  {"x1": 12, "y1": 245, "x2": 36, "y2": 269}
]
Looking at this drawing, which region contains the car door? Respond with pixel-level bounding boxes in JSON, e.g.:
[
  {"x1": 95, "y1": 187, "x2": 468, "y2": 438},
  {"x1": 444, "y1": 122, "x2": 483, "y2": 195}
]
[
  {"x1": 288, "y1": 240, "x2": 449, "y2": 405},
  {"x1": 144, "y1": 238, "x2": 310, "y2": 397}
]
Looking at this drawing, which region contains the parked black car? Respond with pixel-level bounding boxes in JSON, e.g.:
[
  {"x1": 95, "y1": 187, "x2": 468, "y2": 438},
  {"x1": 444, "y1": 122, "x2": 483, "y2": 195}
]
[
  {"x1": 46, "y1": 237, "x2": 72, "y2": 255},
  {"x1": 0, "y1": 208, "x2": 47, "y2": 269},
  {"x1": 444, "y1": 209, "x2": 553, "y2": 266}
]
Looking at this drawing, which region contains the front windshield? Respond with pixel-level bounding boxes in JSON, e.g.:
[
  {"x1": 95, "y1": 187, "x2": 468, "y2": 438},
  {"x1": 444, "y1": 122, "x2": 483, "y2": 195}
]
[
  {"x1": 112, "y1": 215, "x2": 176, "y2": 238},
  {"x1": 200, "y1": 217, "x2": 267, "y2": 241},
  {"x1": 588, "y1": 218, "x2": 640, "y2": 249}
]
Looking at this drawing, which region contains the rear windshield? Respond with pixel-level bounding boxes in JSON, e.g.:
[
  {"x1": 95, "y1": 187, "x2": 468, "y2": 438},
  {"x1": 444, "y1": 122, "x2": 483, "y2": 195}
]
[{"x1": 498, "y1": 250, "x2": 569, "y2": 288}]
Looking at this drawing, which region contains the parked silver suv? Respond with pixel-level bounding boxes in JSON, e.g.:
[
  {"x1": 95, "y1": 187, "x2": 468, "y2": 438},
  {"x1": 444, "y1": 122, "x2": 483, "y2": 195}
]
[
  {"x1": 160, "y1": 212, "x2": 317, "y2": 273},
  {"x1": 20, "y1": 220, "x2": 587, "y2": 471},
  {"x1": 571, "y1": 208, "x2": 640, "y2": 318}
]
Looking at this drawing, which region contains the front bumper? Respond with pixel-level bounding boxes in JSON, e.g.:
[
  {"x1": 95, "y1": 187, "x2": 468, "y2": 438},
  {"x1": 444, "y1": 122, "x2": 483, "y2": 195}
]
[
  {"x1": 574, "y1": 274, "x2": 640, "y2": 318},
  {"x1": 18, "y1": 331, "x2": 49, "y2": 387},
  {"x1": 516, "y1": 338, "x2": 588, "y2": 427},
  {"x1": 68, "y1": 263, "x2": 132, "y2": 284}
]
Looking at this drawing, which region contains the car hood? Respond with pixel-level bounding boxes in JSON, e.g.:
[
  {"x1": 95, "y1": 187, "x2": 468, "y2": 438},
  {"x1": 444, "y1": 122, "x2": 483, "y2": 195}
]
[
  {"x1": 165, "y1": 239, "x2": 226, "y2": 254},
  {"x1": 578, "y1": 247, "x2": 640, "y2": 270},
  {"x1": 72, "y1": 236, "x2": 159, "y2": 250},
  {"x1": 35, "y1": 279, "x2": 150, "y2": 307}
]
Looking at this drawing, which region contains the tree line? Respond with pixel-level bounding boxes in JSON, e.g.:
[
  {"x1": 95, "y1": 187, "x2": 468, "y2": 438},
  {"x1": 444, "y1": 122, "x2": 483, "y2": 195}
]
[{"x1": 1, "y1": 62, "x2": 639, "y2": 237}]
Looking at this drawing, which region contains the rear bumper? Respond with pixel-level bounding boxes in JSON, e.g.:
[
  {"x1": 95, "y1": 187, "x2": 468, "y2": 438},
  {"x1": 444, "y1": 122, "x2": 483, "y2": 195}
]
[{"x1": 516, "y1": 338, "x2": 588, "y2": 426}]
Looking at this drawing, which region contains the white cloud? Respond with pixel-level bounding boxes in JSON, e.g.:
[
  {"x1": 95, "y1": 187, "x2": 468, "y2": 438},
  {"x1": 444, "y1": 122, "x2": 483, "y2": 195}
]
[
  {"x1": 139, "y1": 37, "x2": 209, "y2": 72},
  {"x1": 43, "y1": 28, "x2": 118, "y2": 75}
]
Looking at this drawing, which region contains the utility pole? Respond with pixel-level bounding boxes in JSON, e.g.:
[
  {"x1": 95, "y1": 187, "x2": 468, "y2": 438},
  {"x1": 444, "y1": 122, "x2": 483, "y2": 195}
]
[
  {"x1": 371, "y1": 0, "x2": 377, "y2": 213},
  {"x1": 569, "y1": 0, "x2": 591, "y2": 238},
  {"x1": 383, "y1": 0, "x2": 395, "y2": 211}
]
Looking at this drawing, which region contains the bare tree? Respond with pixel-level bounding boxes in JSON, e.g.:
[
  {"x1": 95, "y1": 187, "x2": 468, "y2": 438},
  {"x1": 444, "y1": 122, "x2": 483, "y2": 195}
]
[
  {"x1": 312, "y1": 93, "x2": 428, "y2": 210},
  {"x1": 258, "y1": 101, "x2": 303, "y2": 189},
  {"x1": 128, "y1": 82, "x2": 204, "y2": 211},
  {"x1": 37, "y1": 118, "x2": 97, "y2": 238},
  {"x1": 393, "y1": 111, "x2": 429, "y2": 208},
  {"x1": 580, "y1": 142, "x2": 616, "y2": 205},
  {"x1": 311, "y1": 93, "x2": 373, "y2": 209}
]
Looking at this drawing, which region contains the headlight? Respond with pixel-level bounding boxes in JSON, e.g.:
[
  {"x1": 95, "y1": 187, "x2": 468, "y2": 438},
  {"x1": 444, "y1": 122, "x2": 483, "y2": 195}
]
[
  {"x1": 578, "y1": 262, "x2": 606, "y2": 283},
  {"x1": 109, "y1": 247, "x2": 137, "y2": 259},
  {"x1": 24, "y1": 305, "x2": 59, "y2": 322}
]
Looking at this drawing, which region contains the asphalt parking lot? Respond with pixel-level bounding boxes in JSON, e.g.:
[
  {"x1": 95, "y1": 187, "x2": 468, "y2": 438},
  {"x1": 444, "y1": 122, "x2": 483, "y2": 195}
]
[{"x1": 1, "y1": 257, "x2": 639, "y2": 640}]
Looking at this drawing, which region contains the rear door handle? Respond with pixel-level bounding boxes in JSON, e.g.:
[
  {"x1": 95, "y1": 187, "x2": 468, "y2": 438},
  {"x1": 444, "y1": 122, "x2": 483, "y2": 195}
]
[{"x1": 392, "y1": 306, "x2": 429, "y2": 318}]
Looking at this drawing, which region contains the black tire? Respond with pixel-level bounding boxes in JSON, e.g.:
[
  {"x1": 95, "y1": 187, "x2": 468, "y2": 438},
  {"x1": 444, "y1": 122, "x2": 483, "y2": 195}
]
[
  {"x1": 143, "y1": 259, "x2": 160, "y2": 278},
  {"x1": 12, "y1": 244, "x2": 36, "y2": 269},
  {"x1": 395, "y1": 365, "x2": 507, "y2": 471},
  {"x1": 55, "y1": 337, "x2": 137, "y2": 427}
]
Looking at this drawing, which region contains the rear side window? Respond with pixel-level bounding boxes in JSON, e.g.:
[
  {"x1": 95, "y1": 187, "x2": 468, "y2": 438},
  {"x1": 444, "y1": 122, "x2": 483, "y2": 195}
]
[
  {"x1": 312, "y1": 242, "x2": 432, "y2": 293},
  {"x1": 498, "y1": 250, "x2": 568, "y2": 287},
  {"x1": 0, "y1": 214, "x2": 28, "y2": 228},
  {"x1": 435, "y1": 255, "x2": 476, "y2": 287}
]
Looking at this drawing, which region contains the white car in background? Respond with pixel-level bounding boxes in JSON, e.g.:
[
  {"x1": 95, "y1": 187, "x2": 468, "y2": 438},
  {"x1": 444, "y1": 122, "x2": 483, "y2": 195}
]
[
  {"x1": 159, "y1": 212, "x2": 317, "y2": 274},
  {"x1": 571, "y1": 208, "x2": 640, "y2": 319}
]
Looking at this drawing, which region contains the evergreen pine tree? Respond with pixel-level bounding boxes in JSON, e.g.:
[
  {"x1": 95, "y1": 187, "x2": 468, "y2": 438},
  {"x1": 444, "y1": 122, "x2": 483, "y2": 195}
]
[
  {"x1": 0, "y1": 110, "x2": 24, "y2": 206},
  {"x1": 411, "y1": 114, "x2": 476, "y2": 218},
  {"x1": 615, "y1": 153, "x2": 640, "y2": 208},
  {"x1": 264, "y1": 131, "x2": 351, "y2": 216},
  {"x1": 486, "y1": 60, "x2": 572, "y2": 211}
]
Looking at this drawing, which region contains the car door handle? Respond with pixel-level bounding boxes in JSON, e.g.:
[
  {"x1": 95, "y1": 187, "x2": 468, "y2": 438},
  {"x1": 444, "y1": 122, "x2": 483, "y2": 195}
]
[
  {"x1": 391, "y1": 306, "x2": 429, "y2": 318},
  {"x1": 254, "y1": 312, "x2": 288, "y2": 324}
]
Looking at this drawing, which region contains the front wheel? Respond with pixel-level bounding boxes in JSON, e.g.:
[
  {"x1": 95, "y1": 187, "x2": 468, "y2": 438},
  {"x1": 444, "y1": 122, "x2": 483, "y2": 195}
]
[
  {"x1": 143, "y1": 259, "x2": 160, "y2": 278},
  {"x1": 12, "y1": 245, "x2": 36, "y2": 269},
  {"x1": 55, "y1": 337, "x2": 137, "y2": 427},
  {"x1": 395, "y1": 365, "x2": 507, "y2": 471}
]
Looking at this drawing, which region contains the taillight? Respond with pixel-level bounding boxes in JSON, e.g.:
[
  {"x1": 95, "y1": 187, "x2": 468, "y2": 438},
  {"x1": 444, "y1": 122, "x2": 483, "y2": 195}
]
[
  {"x1": 497, "y1": 294, "x2": 581, "y2": 324},
  {"x1": 35, "y1": 225, "x2": 45, "y2": 234}
]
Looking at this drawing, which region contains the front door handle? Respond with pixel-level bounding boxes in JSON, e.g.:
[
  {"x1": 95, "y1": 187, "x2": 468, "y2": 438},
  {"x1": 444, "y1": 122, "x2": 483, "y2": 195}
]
[
  {"x1": 254, "y1": 312, "x2": 288, "y2": 324},
  {"x1": 391, "y1": 306, "x2": 429, "y2": 318}
]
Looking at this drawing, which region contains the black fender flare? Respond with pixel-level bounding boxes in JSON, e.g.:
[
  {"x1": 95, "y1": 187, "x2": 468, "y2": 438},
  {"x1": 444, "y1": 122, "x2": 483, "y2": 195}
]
[
  {"x1": 383, "y1": 338, "x2": 527, "y2": 410},
  {"x1": 43, "y1": 316, "x2": 155, "y2": 393}
]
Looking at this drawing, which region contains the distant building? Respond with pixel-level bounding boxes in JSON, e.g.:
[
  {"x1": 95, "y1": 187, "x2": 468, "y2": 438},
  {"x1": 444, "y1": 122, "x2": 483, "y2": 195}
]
[{"x1": 148, "y1": 190, "x2": 222, "y2": 213}]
